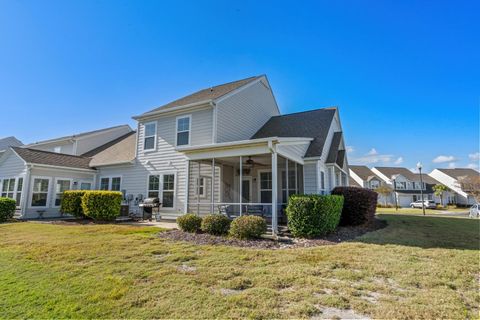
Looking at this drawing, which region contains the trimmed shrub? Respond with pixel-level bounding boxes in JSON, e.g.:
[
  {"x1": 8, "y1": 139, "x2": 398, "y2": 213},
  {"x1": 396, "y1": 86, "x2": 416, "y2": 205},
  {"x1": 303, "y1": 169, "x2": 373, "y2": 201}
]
[
  {"x1": 201, "y1": 214, "x2": 231, "y2": 236},
  {"x1": 229, "y1": 215, "x2": 267, "y2": 239},
  {"x1": 331, "y1": 187, "x2": 378, "y2": 226},
  {"x1": 60, "y1": 190, "x2": 86, "y2": 217},
  {"x1": 81, "y1": 191, "x2": 122, "y2": 221},
  {"x1": 0, "y1": 197, "x2": 16, "y2": 222},
  {"x1": 177, "y1": 214, "x2": 202, "y2": 233},
  {"x1": 286, "y1": 194, "x2": 344, "y2": 238}
]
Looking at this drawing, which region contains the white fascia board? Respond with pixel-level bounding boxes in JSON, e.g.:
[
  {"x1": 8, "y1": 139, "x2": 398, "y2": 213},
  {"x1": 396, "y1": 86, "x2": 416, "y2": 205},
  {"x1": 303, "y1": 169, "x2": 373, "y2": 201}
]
[
  {"x1": 349, "y1": 169, "x2": 365, "y2": 187},
  {"x1": 28, "y1": 163, "x2": 97, "y2": 173},
  {"x1": 91, "y1": 160, "x2": 135, "y2": 168},
  {"x1": 132, "y1": 100, "x2": 213, "y2": 120}
]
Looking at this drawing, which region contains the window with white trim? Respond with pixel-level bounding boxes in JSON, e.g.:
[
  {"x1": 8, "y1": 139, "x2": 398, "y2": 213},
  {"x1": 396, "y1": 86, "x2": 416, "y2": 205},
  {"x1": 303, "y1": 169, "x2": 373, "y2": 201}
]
[
  {"x1": 15, "y1": 178, "x2": 23, "y2": 205},
  {"x1": 80, "y1": 182, "x2": 92, "y2": 190},
  {"x1": 320, "y1": 171, "x2": 325, "y2": 191},
  {"x1": 147, "y1": 173, "x2": 176, "y2": 208},
  {"x1": 259, "y1": 171, "x2": 272, "y2": 203},
  {"x1": 55, "y1": 179, "x2": 71, "y2": 206},
  {"x1": 31, "y1": 178, "x2": 50, "y2": 207},
  {"x1": 143, "y1": 122, "x2": 157, "y2": 151},
  {"x1": 162, "y1": 174, "x2": 175, "y2": 208},
  {"x1": 1, "y1": 178, "x2": 15, "y2": 198},
  {"x1": 99, "y1": 177, "x2": 121, "y2": 191},
  {"x1": 196, "y1": 177, "x2": 206, "y2": 197},
  {"x1": 176, "y1": 116, "x2": 190, "y2": 146}
]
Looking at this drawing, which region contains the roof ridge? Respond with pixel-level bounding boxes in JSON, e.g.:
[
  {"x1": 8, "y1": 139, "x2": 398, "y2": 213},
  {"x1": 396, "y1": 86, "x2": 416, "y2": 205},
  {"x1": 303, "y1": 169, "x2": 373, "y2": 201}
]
[
  {"x1": 269, "y1": 106, "x2": 338, "y2": 118},
  {"x1": 81, "y1": 131, "x2": 136, "y2": 157}
]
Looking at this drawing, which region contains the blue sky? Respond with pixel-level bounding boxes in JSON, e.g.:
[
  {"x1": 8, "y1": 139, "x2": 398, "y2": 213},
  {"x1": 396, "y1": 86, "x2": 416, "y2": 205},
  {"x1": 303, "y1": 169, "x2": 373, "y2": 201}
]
[{"x1": 0, "y1": 0, "x2": 478, "y2": 172}]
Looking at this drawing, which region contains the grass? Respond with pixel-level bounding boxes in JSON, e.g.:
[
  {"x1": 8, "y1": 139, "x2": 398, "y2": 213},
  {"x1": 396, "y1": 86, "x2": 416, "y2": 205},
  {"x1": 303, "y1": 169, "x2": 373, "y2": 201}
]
[
  {"x1": 0, "y1": 215, "x2": 479, "y2": 319},
  {"x1": 377, "y1": 207, "x2": 468, "y2": 215}
]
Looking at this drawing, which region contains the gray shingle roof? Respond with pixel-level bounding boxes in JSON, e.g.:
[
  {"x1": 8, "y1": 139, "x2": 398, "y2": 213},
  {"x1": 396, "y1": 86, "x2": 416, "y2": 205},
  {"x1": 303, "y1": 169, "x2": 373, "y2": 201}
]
[
  {"x1": 88, "y1": 132, "x2": 137, "y2": 167},
  {"x1": 251, "y1": 108, "x2": 337, "y2": 158},
  {"x1": 138, "y1": 76, "x2": 262, "y2": 116},
  {"x1": 326, "y1": 132, "x2": 345, "y2": 166},
  {"x1": 12, "y1": 147, "x2": 93, "y2": 170},
  {"x1": 374, "y1": 167, "x2": 418, "y2": 181},
  {"x1": 438, "y1": 168, "x2": 479, "y2": 180},
  {"x1": 349, "y1": 165, "x2": 383, "y2": 181}
]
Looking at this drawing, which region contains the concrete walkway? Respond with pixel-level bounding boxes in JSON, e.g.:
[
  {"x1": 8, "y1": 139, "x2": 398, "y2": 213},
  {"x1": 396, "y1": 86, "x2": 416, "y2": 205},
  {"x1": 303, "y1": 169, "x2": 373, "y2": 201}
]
[{"x1": 119, "y1": 220, "x2": 178, "y2": 229}]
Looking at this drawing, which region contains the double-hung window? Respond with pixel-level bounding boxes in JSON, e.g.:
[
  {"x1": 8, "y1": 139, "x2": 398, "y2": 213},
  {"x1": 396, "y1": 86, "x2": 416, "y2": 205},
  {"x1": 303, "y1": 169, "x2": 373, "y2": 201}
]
[
  {"x1": 1, "y1": 178, "x2": 15, "y2": 198},
  {"x1": 55, "y1": 179, "x2": 71, "y2": 206},
  {"x1": 147, "y1": 173, "x2": 175, "y2": 208},
  {"x1": 99, "y1": 177, "x2": 121, "y2": 191},
  {"x1": 259, "y1": 171, "x2": 272, "y2": 203},
  {"x1": 31, "y1": 178, "x2": 50, "y2": 207},
  {"x1": 143, "y1": 122, "x2": 157, "y2": 151},
  {"x1": 176, "y1": 115, "x2": 191, "y2": 146},
  {"x1": 196, "y1": 177, "x2": 206, "y2": 198},
  {"x1": 15, "y1": 178, "x2": 23, "y2": 205}
]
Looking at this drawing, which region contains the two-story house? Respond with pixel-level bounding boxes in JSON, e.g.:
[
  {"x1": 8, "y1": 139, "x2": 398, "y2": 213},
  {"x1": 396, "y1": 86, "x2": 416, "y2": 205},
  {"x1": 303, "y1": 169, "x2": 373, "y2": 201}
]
[
  {"x1": 0, "y1": 125, "x2": 133, "y2": 218},
  {"x1": 371, "y1": 166, "x2": 441, "y2": 207},
  {"x1": 349, "y1": 165, "x2": 392, "y2": 204},
  {"x1": 430, "y1": 168, "x2": 479, "y2": 206},
  {"x1": 97, "y1": 75, "x2": 350, "y2": 233}
]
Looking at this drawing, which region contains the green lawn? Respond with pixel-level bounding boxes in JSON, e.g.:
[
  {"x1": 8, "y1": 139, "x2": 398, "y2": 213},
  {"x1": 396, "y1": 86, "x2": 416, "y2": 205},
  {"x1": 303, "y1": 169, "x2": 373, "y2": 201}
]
[{"x1": 1, "y1": 215, "x2": 479, "y2": 319}]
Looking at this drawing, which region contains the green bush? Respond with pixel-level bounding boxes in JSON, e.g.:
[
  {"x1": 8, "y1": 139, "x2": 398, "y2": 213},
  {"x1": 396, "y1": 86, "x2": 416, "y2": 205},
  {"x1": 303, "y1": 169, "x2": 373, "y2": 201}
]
[
  {"x1": 286, "y1": 194, "x2": 344, "y2": 238},
  {"x1": 60, "y1": 191, "x2": 86, "y2": 217},
  {"x1": 177, "y1": 214, "x2": 202, "y2": 233},
  {"x1": 0, "y1": 197, "x2": 16, "y2": 222},
  {"x1": 331, "y1": 187, "x2": 378, "y2": 226},
  {"x1": 229, "y1": 215, "x2": 267, "y2": 239},
  {"x1": 81, "y1": 191, "x2": 122, "y2": 221},
  {"x1": 201, "y1": 214, "x2": 231, "y2": 236}
]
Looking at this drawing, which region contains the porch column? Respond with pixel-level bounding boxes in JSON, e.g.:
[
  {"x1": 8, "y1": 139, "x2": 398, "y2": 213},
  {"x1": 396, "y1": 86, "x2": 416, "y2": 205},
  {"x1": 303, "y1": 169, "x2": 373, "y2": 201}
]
[
  {"x1": 185, "y1": 160, "x2": 189, "y2": 213},
  {"x1": 211, "y1": 158, "x2": 215, "y2": 213},
  {"x1": 239, "y1": 156, "x2": 242, "y2": 216},
  {"x1": 196, "y1": 161, "x2": 200, "y2": 215},
  {"x1": 285, "y1": 159, "x2": 289, "y2": 202},
  {"x1": 271, "y1": 151, "x2": 278, "y2": 236}
]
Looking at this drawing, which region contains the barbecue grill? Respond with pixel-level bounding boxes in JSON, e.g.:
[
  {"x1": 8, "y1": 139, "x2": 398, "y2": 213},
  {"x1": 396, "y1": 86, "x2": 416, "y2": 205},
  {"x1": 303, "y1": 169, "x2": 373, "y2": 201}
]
[{"x1": 138, "y1": 197, "x2": 161, "y2": 220}]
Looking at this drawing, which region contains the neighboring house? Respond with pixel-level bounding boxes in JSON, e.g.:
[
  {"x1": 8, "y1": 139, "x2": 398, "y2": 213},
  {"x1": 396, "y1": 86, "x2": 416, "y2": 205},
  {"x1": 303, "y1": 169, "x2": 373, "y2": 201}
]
[
  {"x1": 0, "y1": 126, "x2": 133, "y2": 218},
  {"x1": 430, "y1": 168, "x2": 479, "y2": 205},
  {"x1": 0, "y1": 136, "x2": 23, "y2": 156},
  {"x1": 26, "y1": 125, "x2": 132, "y2": 155},
  {"x1": 0, "y1": 75, "x2": 350, "y2": 234},
  {"x1": 371, "y1": 166, "x2": 441, "y2": 207},
  {"x1": 349, "y1": 165, "x2": 391, "y2": 204}
]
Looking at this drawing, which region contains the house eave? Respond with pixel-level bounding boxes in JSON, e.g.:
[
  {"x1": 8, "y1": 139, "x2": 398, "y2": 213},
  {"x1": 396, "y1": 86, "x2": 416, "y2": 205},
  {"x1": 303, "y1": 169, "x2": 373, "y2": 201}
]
[
  {"x1": 132, "y1": 100, "x2": 214, "y2": 120},
  {"x1": 27, "y1": 163, "x2": 97, "y2": 173}
]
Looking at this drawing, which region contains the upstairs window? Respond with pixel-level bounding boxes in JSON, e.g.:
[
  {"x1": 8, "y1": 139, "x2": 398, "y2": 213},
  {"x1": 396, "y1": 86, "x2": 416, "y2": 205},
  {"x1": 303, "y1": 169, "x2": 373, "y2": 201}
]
[
  {"x1": 143, "y1": 122, "x2": 157, "y2": 151},
  {"x1": 176, "y1": 115, "x2": 191, "y2": 146}
]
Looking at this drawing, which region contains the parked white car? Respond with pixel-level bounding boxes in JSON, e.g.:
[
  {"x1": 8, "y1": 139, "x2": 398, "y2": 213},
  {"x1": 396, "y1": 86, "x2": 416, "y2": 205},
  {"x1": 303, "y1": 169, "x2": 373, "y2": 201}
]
[
  {"x1": 469, "y1": 204, "x2": 479, "y2": 218},
  {"x1": 410, "y1": 200, "x2": 436, "y2": 209}
]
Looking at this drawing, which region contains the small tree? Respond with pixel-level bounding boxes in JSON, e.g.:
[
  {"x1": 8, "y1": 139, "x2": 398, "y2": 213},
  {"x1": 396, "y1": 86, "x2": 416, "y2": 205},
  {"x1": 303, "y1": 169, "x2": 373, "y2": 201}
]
[
  {"x1": 432, "y1": 184, "x2": 450, "y2": 207},
  {"x1": 458, "y1": 175, "x2": 480, "y2": 203},
  {"x1": 375, "y1": 185, "x2": 393, "y2": 207}
]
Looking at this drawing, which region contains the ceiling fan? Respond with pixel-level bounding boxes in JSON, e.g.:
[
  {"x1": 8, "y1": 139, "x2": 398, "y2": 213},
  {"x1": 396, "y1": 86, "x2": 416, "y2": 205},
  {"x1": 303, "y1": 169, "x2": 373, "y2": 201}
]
[{"x1": 244, "y1": 156, "x2": 267, "y2": 167}]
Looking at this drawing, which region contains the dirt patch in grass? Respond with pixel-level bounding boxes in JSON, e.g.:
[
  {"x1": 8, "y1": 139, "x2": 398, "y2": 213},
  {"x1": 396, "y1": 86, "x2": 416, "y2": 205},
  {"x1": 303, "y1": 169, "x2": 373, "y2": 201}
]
[{"x1": 158, "y1": 219, "x2": 387, "y2": 249}]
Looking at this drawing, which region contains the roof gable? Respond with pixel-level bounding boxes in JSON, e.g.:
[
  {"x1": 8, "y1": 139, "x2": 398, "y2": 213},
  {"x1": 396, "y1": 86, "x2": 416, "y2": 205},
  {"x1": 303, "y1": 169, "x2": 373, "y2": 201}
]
[
  {"x1": 438, "y1": 168, "x2": 479, "y2": 180},
  {"x1": 88, "y1": 132, "x2": 137, "y2": 167},
  {"x1": 0, "y1": 136, "x2": 23, "y2": 151},
  {"x1": 137, "y1": 76, "x2": 262, "y2": 117},
  {"x1": 251, "y1": 108, "x2": 337, "y2": 158},
  {"x1": 373, "y1": 167, "x2": 418, "y2": 181},
  {"x1": 350, "y1": 165, "x2": 382, "y2": 181}
]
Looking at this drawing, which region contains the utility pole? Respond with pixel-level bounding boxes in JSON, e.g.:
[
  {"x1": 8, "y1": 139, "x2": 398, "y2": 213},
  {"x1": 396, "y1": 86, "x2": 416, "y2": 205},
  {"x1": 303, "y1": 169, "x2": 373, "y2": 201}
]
[{"x1": 417, "y1": 162, "x2": 426, "y2": 216}]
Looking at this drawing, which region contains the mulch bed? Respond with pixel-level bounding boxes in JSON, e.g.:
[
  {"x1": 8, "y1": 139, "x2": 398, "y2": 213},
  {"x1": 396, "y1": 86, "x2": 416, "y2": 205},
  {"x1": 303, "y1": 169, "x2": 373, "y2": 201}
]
[{"x1": 158, "y1": 219, "x2": 387, "y2": 249}]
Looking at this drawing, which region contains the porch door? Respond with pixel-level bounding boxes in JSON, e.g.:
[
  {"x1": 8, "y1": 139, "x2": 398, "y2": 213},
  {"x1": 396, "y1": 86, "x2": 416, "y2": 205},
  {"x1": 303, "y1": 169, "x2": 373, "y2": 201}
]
[{"x1": 241, "y1": 178, "x2": 251, "y2": 203}]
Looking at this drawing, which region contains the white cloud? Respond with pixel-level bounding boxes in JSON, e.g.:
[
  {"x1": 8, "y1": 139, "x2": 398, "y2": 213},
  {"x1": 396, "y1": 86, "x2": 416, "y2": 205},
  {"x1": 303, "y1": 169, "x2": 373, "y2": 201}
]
[
  {"x1": 346, "y1": 146, "x2": 354, "y2": 154},
  {"x1": 394, "y1": 157, "x2": 404, "y2": 165},
  {"x1": 433, "y1": 155, "x2": 458, "y2": 164},
  {"x1": 469, "y1": 152, "x2": 480, "y2": 161},
  {"x1": 351, "y1": 148, "x2": 397, "y2": 165},
  {"x1": 467, "y1": 163, "x2": 479, "y2": 170},
  {"x1": 448, "y1": 162, "x2": 456, "y2": 168},
  {"x1": 410, "y1": 167, "x2": 418, "y2": 173}
]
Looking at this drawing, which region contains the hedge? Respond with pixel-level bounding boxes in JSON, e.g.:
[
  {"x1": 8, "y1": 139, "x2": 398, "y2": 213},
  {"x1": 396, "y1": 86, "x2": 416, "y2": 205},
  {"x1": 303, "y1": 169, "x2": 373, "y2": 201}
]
[
  {"x1": 0, "y1": 197, "x2": 16, "y2": 222},
  {"x1": 60, "y1": 190, "x2": 86, "y2": 217},
  {"x1": 81, "y1": 191, "x2": 122, "y2": 221},
  {"x1": 331, "y1": 187, "x2": 378, "y2": 226},
  {"x1": 177, "y1": 214, "x2": 202, "y2": 233},
  {"x1": 229, "y1": 215, "x2": 267, "y2": 239},
  {"x1": 286, "y1": 194, "x2": 344, "y2": 238},
  {"x1": 201, "y1": 214, "x2": 231, "y2": 236}
]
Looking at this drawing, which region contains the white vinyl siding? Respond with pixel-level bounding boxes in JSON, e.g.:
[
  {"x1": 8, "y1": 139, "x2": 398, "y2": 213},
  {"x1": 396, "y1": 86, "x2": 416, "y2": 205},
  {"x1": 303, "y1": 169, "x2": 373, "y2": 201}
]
[
  {"x1": 215, "y1": 80, "x2": 280, "y2": 143},
  {"x1": 303, "y1": 161, "x2": 318, "y2": 194}
]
